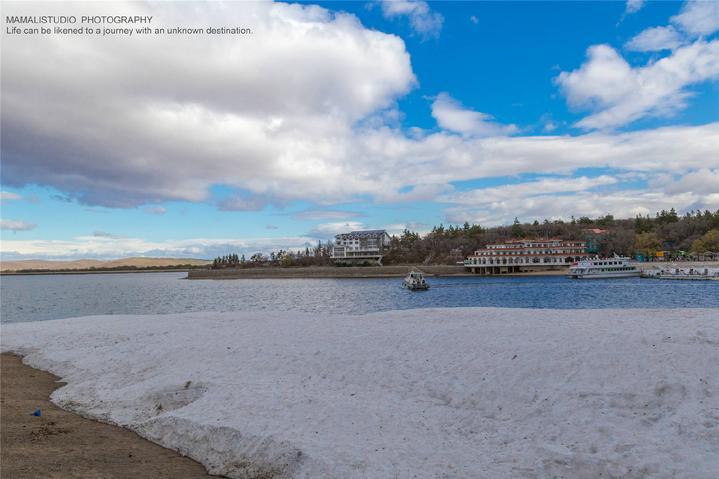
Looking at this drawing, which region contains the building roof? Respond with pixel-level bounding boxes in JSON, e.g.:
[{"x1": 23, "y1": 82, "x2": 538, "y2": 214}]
[{"x1": 335, "y1": 229, "x2": 388, "y2": 239}]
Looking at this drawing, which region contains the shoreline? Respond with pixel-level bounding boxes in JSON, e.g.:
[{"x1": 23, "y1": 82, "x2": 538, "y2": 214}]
[
  {"x1": 0, "y1": 353, "x2": 218, "y2": 478},
  {"x1": 3, "y1": 260, "x2": 717, "y2": 279},
  {"x1": 0, "y1": 268, "x2": 198, "y2": 276},
  {"x1": 186, "y1": 264, "x2": 567, "y2": 279},
  {"x1": 186, "y1": 260, "x2": 719, "y2": 280}
]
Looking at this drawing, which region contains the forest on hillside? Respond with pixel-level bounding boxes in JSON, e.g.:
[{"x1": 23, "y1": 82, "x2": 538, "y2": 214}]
[{"x1": 211, "y1": 209, "x2": 719, "y2": 268}]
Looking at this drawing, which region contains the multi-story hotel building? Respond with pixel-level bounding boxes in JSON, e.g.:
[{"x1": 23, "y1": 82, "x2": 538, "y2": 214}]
[
  {"x1": 464, "y1": 239, "x2": 587, "y2": 275},
  {"x1": 331, "y1": 230, "x2": 392, "y2": 265}
]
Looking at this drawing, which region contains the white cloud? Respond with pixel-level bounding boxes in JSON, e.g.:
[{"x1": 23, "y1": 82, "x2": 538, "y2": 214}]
[
  {"x1": 293, "y1": 209, "x2": 364, "y2": 221},
  {"x1": 1, "y1": 191, "x2": 22, "y2": 201},
  {"x1": 218, "y1": 196, "x2": 271, "y2": 212},
  {"x1": 624, "y1": 1, "x2": 719, "y2": 53},
  {"x1": 354, "y1": 122, "x2": 719, "y2": 188},
  {"x1": 375, "y1": 183, "x2": 453, "y2": 203},
  {"x1": 441, "y1": 175, "x2": 619, "y2": 206},
  {"x1": 380, "y1": 0, "x2": 443, "y2": 38},
  {"x1": 431, "y1": 93, "x2": 517, "y2": 137},
  {"x1": 556, "y1": 41, "x2": 719, "y2": 129},
  {"x1": 1, "y1": 0, "x2": 718, "y2": 228},
  {"x1": 625, "y1": 0, "x2": 645, "y2": 15},
  {"x1": 93, "y1": 231, "x2": 125, "y2": 239},
  {"x1": 441, "y1": 171, "x2": 719, "y2": 226},
  {"x1": 2, "y1": 1, "x2": 415, "y2": 208},
  {"x1": 0, "y1": 235, "x2": 317, "y2": 261},
  {"x1": 144, "y1": 206, "x2": 167, "y2": 215},
  {"x1": 540, "y1": 113, "x2": 558, "y2": 132},
  {"x1": 1, "y1": 220, "x2": 37, "y2": 231},
  {"x1": 656, "y1": 168, "x2": 719, "y2": 195},
  {"x1": 383, "y1": 222, "x2": 430, "y2": 235},
  {"x1": 625, "y1": 26, "x2": 685, "y2": 52},
  {"x1": 671, "y1": 0, "x2": 719, "y2": 37},
  {"x1": 308, "y1": 221, "x2": 366, "y2": 238}
]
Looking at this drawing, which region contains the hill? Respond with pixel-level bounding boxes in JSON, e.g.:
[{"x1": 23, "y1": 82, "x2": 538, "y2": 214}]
[{"x1": 0, "y1": 257, "x2": 211, "y2": 272}]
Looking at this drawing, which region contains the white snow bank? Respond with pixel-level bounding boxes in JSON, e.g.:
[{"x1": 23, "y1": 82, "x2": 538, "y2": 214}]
[{"x1": 2, "y1": 308, "x2": 718, "y2": 478}]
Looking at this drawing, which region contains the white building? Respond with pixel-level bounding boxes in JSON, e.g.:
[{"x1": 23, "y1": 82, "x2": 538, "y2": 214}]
[
  {"x1": 331, "y1": 230, "x2": 392, "y2": 265},
  {"x1": 465, "y1": 239, "x2": 586, "y2": 275}
]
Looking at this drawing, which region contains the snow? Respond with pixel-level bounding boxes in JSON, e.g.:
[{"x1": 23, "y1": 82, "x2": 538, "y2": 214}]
[{"x1": 2, "y1": 308, "x2": 718, "y2": 478}]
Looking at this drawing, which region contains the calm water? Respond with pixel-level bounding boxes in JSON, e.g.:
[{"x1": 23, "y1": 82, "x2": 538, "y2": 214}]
[{"x1": 1, "y1": 272, "x2": 718, "y2": 323}]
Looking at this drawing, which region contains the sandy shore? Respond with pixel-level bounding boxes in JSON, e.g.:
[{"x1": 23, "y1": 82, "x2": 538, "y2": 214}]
[{"x1": 0, "y1": 353, "x2": 219, "y2": 478}]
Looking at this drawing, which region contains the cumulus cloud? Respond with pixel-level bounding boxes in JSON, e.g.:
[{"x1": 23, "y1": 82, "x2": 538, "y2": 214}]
[
  {"x1": 625, "y1": 1, "x2": 719, "y2": 53},
  {"x1": 1, "y1": 220, "x2": 37, "y2": 231},
  {"x1": 625, "y1": 26, "x2": 685, "y2": 52},
  {"x1": 308, "y1": 221, "x2": 366, "y2": 238},
  {"x1": 431, "y1": 93, "x2": 517, "y2": 137},
  {"x1": 556, "y1": 41, "x2": 719, "y2": 129},
  {"x1": 2, "y1": 1, "x2": 415, "y2": 208},
  {"x1": 656, "y1": 168, "x2": 719, "y2": 195},
  {"x1": 442, "y1": 171, "x2": 719, "y2": 226},
  {"x1": 625, "y1": 0, "x2": 645, "y2": 15},
  {"x1": 384, "y1": 222, "x2": 430, "y2": 235},
  {"x1": 2, "y1": 0, "x2": 718, "y2": 230},
  {"x1": 671, "y1": 0, "x2": 719, "y2": 37},
  {"x1": 380, "y1": 0, "x2": 443, "y2": 39}
]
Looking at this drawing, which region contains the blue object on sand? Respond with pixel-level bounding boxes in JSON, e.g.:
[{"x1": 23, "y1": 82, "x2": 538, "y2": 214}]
[{"x1": 32, "y1": 408, "x2": 41, "y2": 417}]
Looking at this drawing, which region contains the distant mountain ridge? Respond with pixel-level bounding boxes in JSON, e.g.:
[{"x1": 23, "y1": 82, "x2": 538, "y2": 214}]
[{"x1": 0, "y1": 257, "x2": 211, "y2": 272}]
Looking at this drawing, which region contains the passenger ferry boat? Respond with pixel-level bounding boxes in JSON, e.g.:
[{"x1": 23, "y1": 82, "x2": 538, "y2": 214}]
[
  {"x1": 567, "y1": 256, "x2": 640, "y2": 279},
  {"x1": 404, "y1": 270, "x2": 429, "y2": 290},
  {"x1": 641, "y1": 266, "x2": 719, "y2": 281}
]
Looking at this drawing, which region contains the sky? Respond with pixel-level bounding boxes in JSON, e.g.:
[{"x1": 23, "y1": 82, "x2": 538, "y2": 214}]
[{"x1": 1, "y1": 0, "x2": 718, "y2": 260}]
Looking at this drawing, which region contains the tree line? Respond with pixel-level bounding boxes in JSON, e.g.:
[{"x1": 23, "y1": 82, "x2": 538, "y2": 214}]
[
  {"x1": 212, "y1": 242, "x2": 333, "y2": 269},
  {"x1": 212, "y1": 209, "x2": 719, "y2": 268}
]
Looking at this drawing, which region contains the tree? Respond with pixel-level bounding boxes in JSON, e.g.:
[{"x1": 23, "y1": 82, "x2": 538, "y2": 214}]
[
  {"x1": 691, "y1": 229, "x2": 719, "y2": 253},
  {"x1": 511, "y1": 217, "x2": 524, "y2": 238},
  {"x1": 634, "y1": 232, "x2": 661, "y2": 256}
]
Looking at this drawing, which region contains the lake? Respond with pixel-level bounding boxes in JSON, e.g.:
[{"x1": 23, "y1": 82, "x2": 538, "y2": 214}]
[{"x1": 1, "y1": 272, "x2": 718, "y2": 324}]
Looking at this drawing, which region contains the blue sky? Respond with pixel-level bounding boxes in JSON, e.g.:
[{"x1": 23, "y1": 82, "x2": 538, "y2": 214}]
[{"x1": 1, "y1": 0, "x2": 718, "y2": 259}]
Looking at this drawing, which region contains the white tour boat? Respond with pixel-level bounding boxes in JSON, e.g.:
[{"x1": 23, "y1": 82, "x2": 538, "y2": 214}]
[
  {"x1": 404, "y1": 270, "x2": 429, "y2": 290},
  {"x1": 641, "y1": 266, "x2": 719, "y2": 281},
  {"x1": 568, "y1": 256, "x2": 640, "y2": 279}
]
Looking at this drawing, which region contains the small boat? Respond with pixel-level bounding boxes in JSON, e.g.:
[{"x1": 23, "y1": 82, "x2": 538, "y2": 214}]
[
  {"x1": 404, "y1": 270, "x2": 429, "y2": 290},
  {"x1": 568, "y1": 255, "x2": 640, "y2": 279}
]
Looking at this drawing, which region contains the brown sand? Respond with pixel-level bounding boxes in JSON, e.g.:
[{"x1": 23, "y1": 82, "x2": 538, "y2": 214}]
[{"x1": 0, "y1": 353, "x2": 219, "y2": 478}]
